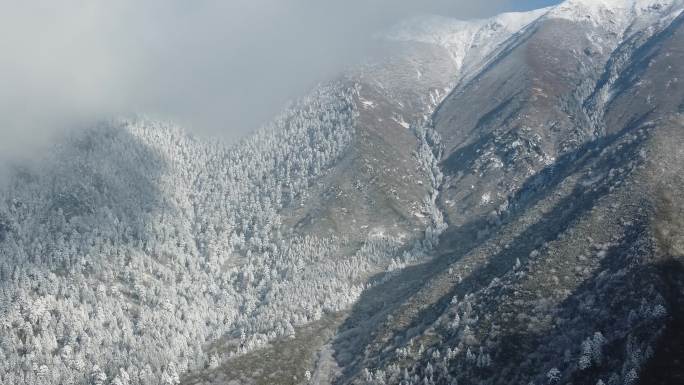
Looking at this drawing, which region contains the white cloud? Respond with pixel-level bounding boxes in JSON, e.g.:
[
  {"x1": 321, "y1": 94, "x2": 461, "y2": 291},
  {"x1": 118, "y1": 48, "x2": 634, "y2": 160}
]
[{"x1": 0, "y1": 0, "x2": 541, "y2": 159}]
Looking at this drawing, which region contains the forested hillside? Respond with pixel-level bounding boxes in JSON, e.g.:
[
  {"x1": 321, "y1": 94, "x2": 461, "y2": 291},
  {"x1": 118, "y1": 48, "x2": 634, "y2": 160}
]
[
  {"x1": 1, "y1": 1, "x2": 683, "y2": 385},
  {"x1": 0, "y1": 84, "x2": 387, "y2": 384}
]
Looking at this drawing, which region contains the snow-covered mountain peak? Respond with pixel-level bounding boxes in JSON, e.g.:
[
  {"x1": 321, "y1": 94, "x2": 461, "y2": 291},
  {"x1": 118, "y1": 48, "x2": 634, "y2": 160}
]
[
  {"x1": 382, "y1": 8, "x2": 547, "y2": 80},
  {"x1": 378, "y1": 0, "x2": 678, "y2": 88},
  {"x1": 547, "y1": 0, "x2": 683, "y2": 33},
  {"x1": 558, "y1": 0, "x2": 679, "y2": 8},
  {"x1": 385, "y1": 0, "x2": 683, "y2": 59},
  {"x1": 384, "y1": 8, "x2": 547, "y2": 45}
]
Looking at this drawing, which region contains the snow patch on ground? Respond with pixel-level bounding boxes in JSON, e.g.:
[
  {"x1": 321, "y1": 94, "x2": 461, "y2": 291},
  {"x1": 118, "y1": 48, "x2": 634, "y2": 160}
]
[
  {"x1": 392, "y1": 115, "x2": 411, "y2": 129},
  {"x1": 359, "y1": 96, "x2": 376, "y2": 110},
  {"x1": 480, "y1": 192, "x2": 492, "y2": 206}
]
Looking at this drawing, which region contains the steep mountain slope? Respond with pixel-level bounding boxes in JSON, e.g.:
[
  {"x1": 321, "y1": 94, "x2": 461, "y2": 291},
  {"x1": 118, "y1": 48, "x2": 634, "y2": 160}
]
[
  {"x1": 184, "y1": 10, "x2": 548, "y2": 385},
  {"x1": 0, "y1": 1, "x2": 683, "y2": 385},
  {"x1": 284, "y1": 8, "x2": 546, "y2": 247},
  {"x1": 434, "y1": 0, "x2": 683, "y2": 235},
  {"x1": 0, "y1": 85, "x2": 373, "y2": 385},
  {"x1": 334, "y1": 1, "x2": 684, "y2": 385}
]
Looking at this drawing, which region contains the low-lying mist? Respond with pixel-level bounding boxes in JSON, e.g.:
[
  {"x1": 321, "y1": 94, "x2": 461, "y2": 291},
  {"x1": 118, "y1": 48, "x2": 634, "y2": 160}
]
[{"x1": 0, "y1": 0, "x2": 556, "y2": 162}]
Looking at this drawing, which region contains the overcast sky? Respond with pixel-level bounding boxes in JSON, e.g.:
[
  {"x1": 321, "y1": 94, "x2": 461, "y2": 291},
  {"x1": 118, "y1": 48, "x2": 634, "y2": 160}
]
[{"x1": 0, "y1": 0, "x2": 561, "y2": 159}]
